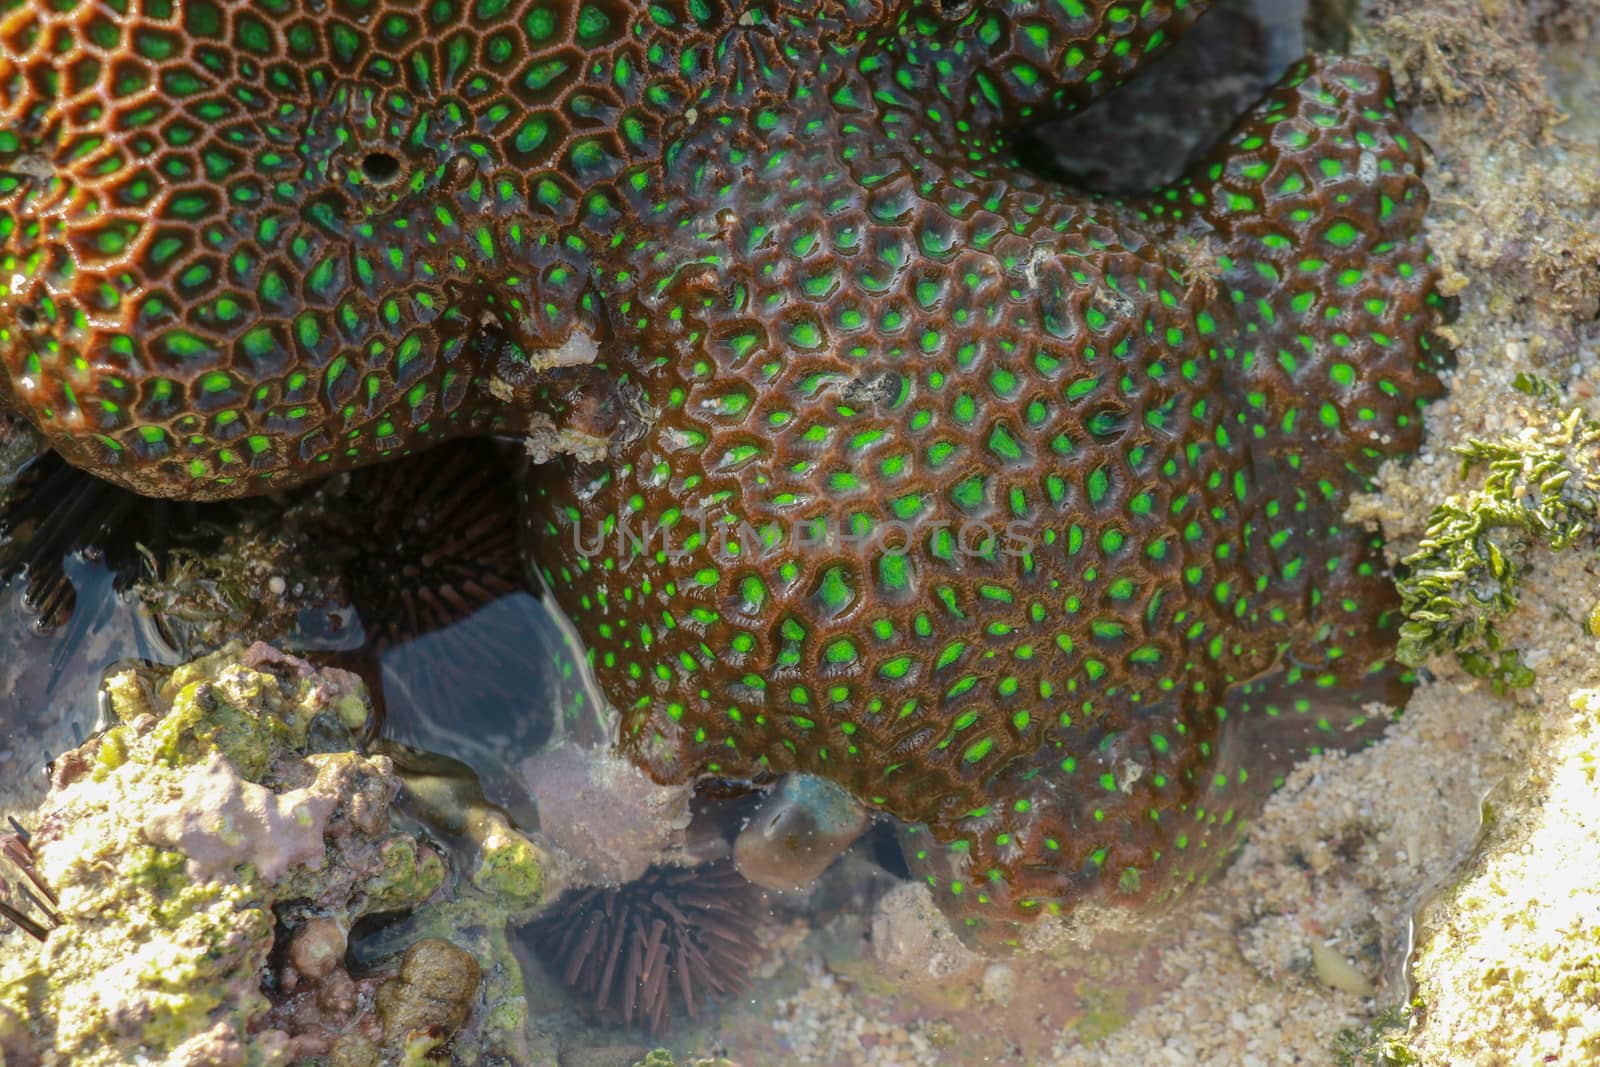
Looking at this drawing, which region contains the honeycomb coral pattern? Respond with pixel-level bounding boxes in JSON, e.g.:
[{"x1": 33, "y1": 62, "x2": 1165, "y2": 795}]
[
  {"x1": 0, "y1": 1, "x2": 1447, "y2": 940},
  {"x1": 0, "y1": 1, "x2": 1225, "y2": 500},
  {"x1": 524, "y1": 49, "x2": 1445, "y2": 940},
  {"x1": 0, "y1": 0, "x2": 703, "y2": 495}
]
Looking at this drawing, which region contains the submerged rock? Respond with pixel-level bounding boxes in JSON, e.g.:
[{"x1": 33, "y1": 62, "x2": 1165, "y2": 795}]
[
  {"x1": 0, "y1": 642, "x2": 545, "y2": 1065},
  {"x1": 370, "y1": 939, "x2": 482, "y2": 1053},
  {"x1": 517, "y1": 743, "x2": 692, "y2": 888},
  {"x1": 733, "y1": 775, "x2": 869, "y2": 895}
]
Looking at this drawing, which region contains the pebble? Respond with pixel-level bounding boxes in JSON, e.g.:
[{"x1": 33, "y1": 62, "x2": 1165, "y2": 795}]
[{"x1": 1310, "y1": 941, "x2": 1376, "y2": 998}]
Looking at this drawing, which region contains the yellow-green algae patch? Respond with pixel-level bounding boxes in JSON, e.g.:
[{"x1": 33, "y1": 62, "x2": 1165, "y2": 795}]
[
  {"x1": 1406, "y1": 687, "x2": 1600, "y2": 1065},
  {"x1": 0, "y1": 643, "x2": 446, "y2": 1066},
  {"x1": 378, "y1": 744, "x2": 561, "y2": 1065},
  {"x1": 150, "y1": 653, "x2": 318, "y2": 776},
  {"x1": 627, "y1": 1052, "x2": 736, "y2": 1067}
]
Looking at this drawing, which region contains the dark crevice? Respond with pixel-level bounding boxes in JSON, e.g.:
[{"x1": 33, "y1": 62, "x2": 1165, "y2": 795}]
[
  {"x1": 1019, "y1": 0, "x2": 1310, "y2": 195},
  {"x1": 1303, "y1": 0, "x2": 1359, "y2": 52},
  {"x1": 360, "y1": 151, "x2": 401, "y2": 185}
]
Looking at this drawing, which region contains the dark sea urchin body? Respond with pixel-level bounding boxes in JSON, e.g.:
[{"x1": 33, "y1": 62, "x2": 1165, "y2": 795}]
[
  {"x1": 0, "y1": 2, "x2": 1446, "y2": 942},
  {"x1": 529, "y1": 861, "x2": 763, "y2": 1034}
]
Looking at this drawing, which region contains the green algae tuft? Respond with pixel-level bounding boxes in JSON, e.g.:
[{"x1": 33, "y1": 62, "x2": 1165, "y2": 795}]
[{"x1": 1396, "y1": 408, "x2": 1600, "y2": 689}]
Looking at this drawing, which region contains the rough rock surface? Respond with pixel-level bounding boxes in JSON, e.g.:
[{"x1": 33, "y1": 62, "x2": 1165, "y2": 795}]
[
  {"x1": 0, "y1": 644, "x2": 459, "y2": 1065},
  {"x1": 1406, "y1": 688, "x2": 1600, "y2": 1065}
]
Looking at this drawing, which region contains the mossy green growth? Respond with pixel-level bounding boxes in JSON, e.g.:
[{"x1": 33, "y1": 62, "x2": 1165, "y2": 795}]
[
  {"x1": 0, "y1": 771, "x2": 277, "y2": 1065},
  {"x1": 353, "y1": 833, "x2": 448, "y2": 913},
  {"x1": 141, "y1": 656, "x2": 316, "y2": 778},
  {"x1": 1069, "y1": 984, "x2": 1136, "y2": 1044},
  {"x1": 471, "y1": 818, "x2": 546, "y2": 902},
  {"x1": 1333, "y1": 1002, "x2": 1421, "y2": 1066},
  {"x1": 92, "y1": 723, "x2": 131, "y2": 777},
  {"x1": 629, "y1": 1052, "x2": 737, "y2": 1067},
  {"x1": 402, "y1": 845, "x2": 548, "y2": 1067},
  {"x1": 380, "y1": 744, "x2": 546, "y2": 912},
  {"x1": 1396, "y1": 408, "x2": 1600, "y2": 690}
]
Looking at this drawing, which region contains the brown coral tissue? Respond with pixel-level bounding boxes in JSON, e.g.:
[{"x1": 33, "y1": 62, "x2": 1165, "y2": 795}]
[{"x1": 528, "y1": 862, "x2": 765, "y2": 1035}]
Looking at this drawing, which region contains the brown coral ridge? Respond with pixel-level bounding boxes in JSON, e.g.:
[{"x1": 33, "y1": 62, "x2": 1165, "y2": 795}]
[{"x1": 528, "y1": 862, "x2": 765, "y2": 1035}]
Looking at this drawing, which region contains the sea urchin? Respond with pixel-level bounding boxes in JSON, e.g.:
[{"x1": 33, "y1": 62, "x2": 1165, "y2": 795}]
[
  {"x1": 0, "y1": 820, "x2": 58, "y2": 943},
  {"x1": 331, "y1": 438, "x2": 525, "y2": 658},
  {"x1": 528, "y1": 861, "x2": 764, "y2": 1036}
]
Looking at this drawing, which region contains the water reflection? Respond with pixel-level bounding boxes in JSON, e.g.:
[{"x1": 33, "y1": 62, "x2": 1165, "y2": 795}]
[
  {"x1": 0, "y1": 556, "x2": 151, "y2": 816},
  {"x1": 375, "y1": 590, "x2": 600, "y2": 811}
]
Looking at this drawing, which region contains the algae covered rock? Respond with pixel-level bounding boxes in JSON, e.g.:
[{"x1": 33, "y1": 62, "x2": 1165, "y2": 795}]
[
  {"x1": 0, "y1": 643, "x2": 456, "y2": 1066},
  {"x1": 626, "y1": 1052, "x2": 735, "y2": 1067},
  {"x1": 372, "y1": 939, "x2": 481, "y2": 1050}
]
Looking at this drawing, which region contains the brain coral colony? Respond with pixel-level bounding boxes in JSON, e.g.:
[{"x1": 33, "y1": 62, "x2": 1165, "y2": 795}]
[{"x1": 1, "y1": 0, "x2": 1445, "y2": 985}]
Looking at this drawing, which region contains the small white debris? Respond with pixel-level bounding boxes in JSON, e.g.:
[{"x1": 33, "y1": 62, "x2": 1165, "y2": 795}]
[
  {"x1": 1358, "y1": 149, "x2": 1379, "y2": 184},
  {"x1": 524, "y1": 413, "x2": 609, "y2": 465},
  {"x1": 1310, "y1": 940, "x2": 1375, "y2": 997},
  {"x1": 529, "y1": 327, "x2": 599, "y2": 372},
  {"x1": 12, "y1": 155, "x2": 52, "y2": 180}
]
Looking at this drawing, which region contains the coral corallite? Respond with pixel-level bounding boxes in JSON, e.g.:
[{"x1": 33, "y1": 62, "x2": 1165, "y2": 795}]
[{"x1": 0, "y1": 2, "x2": 1447, "y2": 940}]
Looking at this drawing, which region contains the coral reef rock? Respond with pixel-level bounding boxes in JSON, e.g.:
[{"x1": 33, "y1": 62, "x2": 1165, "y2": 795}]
[{"x1": 0, "y1": 643, "x2": 489, "y2": 1066}]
